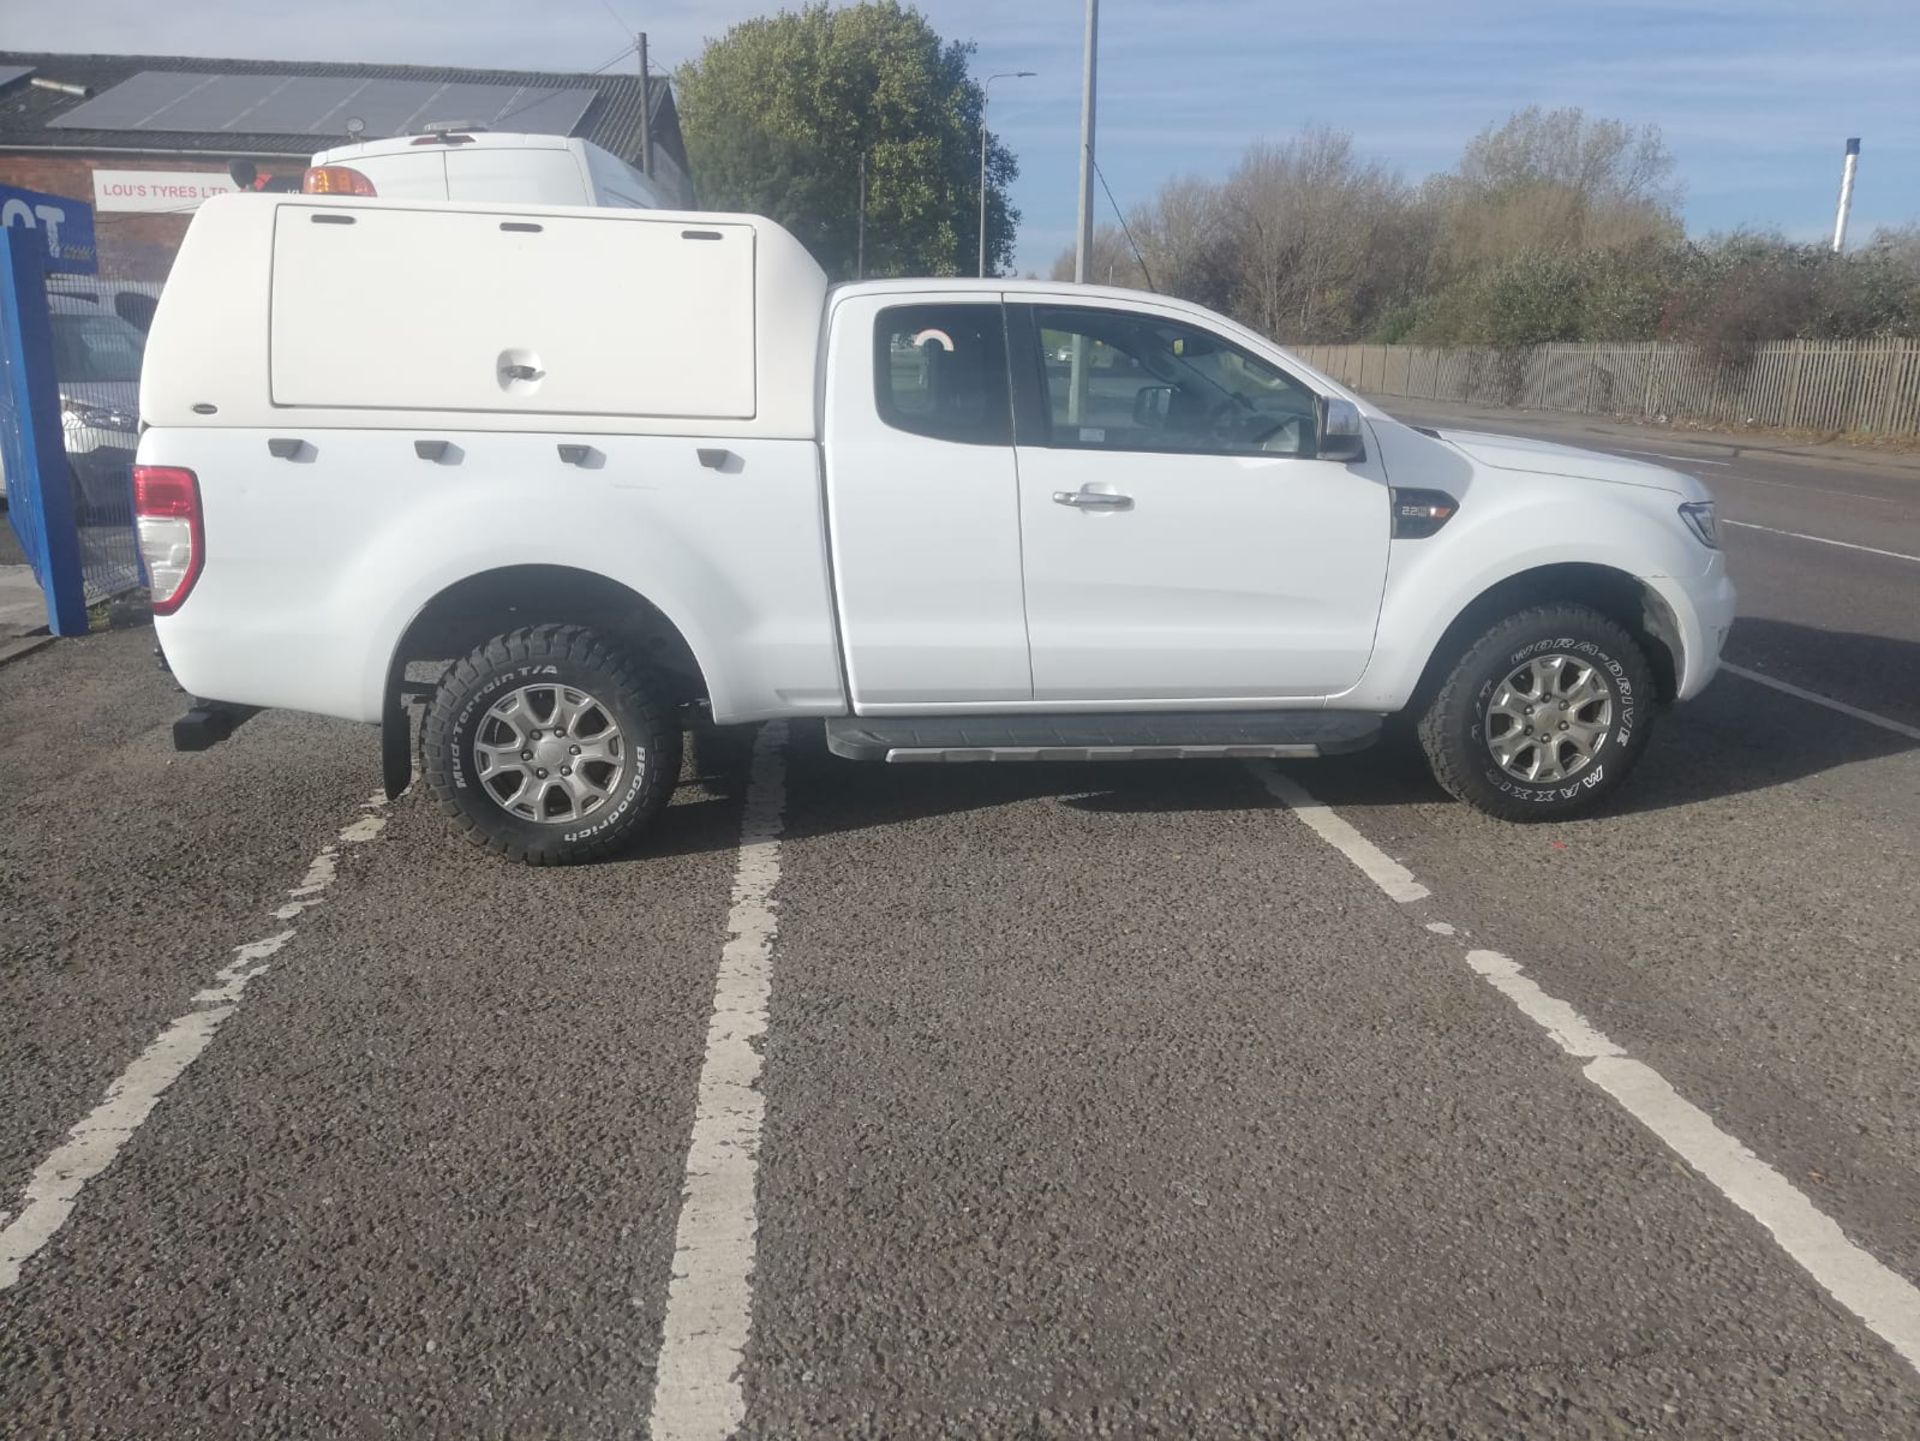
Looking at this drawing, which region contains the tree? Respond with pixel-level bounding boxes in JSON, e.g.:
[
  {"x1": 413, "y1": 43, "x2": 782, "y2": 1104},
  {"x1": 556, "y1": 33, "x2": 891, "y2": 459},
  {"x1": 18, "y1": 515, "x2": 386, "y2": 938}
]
[
  {"x1": 1221, "y1": 128, "x2": 1421, "y2": 343},
  {"x1": 1128, "y1": 176, "x2": 1237, "y2": 312},
  {"x1": 674, "y1": 2, "x2": 1019, "y2": 280},
  {"x1": 1437, "y1": 107, "x2": 1682, "y2": 270},
  {"x1": 1044, "y1": 110, "x2": 1919, "y2": 351},
  {"x1": 1048, "y1": 225, "x2": 1142, "y2": 288},
  {"x1": 1867, "y1": 224, "x2": 1920, "y2": 282}
]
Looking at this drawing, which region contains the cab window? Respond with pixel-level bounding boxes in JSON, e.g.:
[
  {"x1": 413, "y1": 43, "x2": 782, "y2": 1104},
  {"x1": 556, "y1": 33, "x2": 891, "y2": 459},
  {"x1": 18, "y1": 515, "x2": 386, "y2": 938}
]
[
  {"x1": 874, "y1": 304, "x2": 1011, "y2": 446},
  {"x1": 1027, "y1": 306, "x2": 1318, "y2": 457}
]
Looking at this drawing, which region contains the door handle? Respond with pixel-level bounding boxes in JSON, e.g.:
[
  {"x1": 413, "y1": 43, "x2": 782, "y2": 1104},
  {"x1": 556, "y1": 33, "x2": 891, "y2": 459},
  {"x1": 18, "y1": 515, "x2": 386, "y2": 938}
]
[{"x1": 1053, "y1": 488, "x2": 1133, "y2": 510}]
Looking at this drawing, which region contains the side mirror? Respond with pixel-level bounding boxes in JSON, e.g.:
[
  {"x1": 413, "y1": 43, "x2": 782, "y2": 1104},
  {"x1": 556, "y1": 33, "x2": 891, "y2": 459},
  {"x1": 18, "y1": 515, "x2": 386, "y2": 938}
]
[
  {"x1": 1132, "y1": 385, "x2": 1173, "y2": 428},
  {"x1": 1317, "y1": 396, "x2": 1367, "y2": 463}
]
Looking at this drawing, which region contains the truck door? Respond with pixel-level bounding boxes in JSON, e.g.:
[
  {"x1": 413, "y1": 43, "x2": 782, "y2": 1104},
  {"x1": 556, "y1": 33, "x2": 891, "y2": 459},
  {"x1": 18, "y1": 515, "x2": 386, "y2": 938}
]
[
  {"x1": 1008, "y1": 302, "x2": 1390, "y2": 702},
  {"x1": 823, "y1": 294, "x2": 1031, "y2": 707}
]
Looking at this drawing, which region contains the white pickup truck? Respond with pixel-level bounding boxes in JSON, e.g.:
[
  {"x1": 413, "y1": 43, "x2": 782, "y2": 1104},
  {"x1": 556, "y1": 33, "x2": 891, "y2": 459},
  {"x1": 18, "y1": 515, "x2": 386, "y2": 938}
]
[{"x1": 135, "y1": 195, "x2": 1734, "y2": 864}]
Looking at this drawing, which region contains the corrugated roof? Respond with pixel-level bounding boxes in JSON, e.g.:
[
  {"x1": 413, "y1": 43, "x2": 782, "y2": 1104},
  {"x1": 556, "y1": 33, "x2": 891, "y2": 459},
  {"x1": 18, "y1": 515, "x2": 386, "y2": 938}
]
[{"x1": 0, "y1": 50, "x2": 676, "y2": 166}]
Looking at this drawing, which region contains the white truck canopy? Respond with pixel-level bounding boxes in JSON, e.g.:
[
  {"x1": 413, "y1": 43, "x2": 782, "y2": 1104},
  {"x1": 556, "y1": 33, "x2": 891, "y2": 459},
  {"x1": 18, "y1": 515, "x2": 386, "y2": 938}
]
[{"x1": 142, "y1": 194, "x2": 830, "y2": 439}]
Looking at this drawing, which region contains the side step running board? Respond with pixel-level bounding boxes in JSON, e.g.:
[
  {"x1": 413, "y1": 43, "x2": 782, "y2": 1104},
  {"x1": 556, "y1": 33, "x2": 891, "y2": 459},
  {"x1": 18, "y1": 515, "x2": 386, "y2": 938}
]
[{"x1": 825, "y1": 712, "x2": 1383, "y2": 764}]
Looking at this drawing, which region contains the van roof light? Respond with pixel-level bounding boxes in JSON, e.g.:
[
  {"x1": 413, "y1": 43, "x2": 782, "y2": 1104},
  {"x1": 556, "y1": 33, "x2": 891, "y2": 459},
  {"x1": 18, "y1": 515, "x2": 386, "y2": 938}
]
[{"x1": 413, "y1": 122, "x2": 488, "y2": 141}]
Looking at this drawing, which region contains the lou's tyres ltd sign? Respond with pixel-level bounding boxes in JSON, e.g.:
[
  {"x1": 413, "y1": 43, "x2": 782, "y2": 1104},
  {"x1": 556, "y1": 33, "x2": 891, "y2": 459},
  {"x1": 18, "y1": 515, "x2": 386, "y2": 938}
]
[{"x1": 91, "y1": 169, "x2": 239, "y2": 214}]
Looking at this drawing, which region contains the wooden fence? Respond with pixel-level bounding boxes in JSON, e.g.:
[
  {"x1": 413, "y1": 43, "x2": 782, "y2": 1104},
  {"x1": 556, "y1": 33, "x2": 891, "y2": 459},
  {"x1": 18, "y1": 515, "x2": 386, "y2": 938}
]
[{"x1": 1290, "y1": 339, "x2": 1920, "y2": 437}]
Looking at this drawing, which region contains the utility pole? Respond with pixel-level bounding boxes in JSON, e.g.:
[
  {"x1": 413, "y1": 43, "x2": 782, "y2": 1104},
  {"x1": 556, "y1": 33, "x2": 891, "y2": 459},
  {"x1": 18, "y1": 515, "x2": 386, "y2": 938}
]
[
  {"x1": 979, "y1": 71, "x2": 1035, "y2": 278},
  {"x1": 637, "y1": 32, "x2": 654, "y2": 179},
  {"x1": 1073, "y1": 0, "x2": 1098, "y2": 284},
  {"x1": 1831, "y1": 137, "x2": 1860, "y2": 253},
  {"x1": 1068, "y1": 0, "x2": 1099, "y2": 424}
]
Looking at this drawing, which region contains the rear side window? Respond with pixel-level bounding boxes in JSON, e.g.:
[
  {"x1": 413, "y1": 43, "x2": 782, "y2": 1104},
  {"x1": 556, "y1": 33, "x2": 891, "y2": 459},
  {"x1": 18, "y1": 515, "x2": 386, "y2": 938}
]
[{"x1": 874, "y1": 303, "x2": 1010, "y2": 446}]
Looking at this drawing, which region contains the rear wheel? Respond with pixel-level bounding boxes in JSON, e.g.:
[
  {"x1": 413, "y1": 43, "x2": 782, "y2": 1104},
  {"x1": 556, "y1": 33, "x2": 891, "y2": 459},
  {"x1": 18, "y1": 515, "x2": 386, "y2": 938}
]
[
  {"x1": 421, "y1": 624, "x2": 680, "y2": 864},
  {"x1": 1416, "y1": 604, "x2": 1654, "y2": 821}
]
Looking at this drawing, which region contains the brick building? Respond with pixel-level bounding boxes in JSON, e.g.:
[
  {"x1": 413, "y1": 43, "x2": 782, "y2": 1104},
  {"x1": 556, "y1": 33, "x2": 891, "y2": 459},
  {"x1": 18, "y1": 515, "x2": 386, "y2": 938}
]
[{"x1": 0, "y1": 51, "x2": 694, "y2": 281}]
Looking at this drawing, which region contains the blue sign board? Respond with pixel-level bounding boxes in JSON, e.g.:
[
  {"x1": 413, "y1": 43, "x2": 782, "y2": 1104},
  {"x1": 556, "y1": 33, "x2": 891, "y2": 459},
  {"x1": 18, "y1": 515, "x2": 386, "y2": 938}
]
[{"x1": 0, "y1": 184, "x2": 97, "y2": 276}]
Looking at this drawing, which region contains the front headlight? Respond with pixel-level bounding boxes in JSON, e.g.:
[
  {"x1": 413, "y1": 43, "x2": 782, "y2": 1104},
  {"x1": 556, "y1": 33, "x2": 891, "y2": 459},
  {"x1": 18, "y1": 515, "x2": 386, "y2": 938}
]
[{"x1": 1678, "y1": 501, "x2": 1719, "y2": 550}]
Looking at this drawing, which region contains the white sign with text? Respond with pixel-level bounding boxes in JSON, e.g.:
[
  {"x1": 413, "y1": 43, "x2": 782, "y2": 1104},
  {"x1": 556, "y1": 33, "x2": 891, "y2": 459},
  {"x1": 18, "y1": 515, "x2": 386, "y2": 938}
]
[{"x1": 92, "y1": 170, "x2": 240, "y2": 214}]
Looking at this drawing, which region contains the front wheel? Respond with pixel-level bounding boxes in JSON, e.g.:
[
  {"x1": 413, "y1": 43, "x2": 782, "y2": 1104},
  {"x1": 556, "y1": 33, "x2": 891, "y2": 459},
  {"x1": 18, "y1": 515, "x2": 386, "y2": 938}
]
[
  {"x1": 420, "y1": 624, "x2": 681, "y2": 864},
  {"x1": 1416, "y1": 604, "x2": 1655, "y2": 822}
]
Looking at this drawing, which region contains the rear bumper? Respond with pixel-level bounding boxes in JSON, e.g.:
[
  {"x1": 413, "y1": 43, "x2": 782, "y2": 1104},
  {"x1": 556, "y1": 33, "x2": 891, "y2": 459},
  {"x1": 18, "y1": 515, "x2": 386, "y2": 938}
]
[{"x1": 154, "y1": 610, "x2": 383, "y2": 724}]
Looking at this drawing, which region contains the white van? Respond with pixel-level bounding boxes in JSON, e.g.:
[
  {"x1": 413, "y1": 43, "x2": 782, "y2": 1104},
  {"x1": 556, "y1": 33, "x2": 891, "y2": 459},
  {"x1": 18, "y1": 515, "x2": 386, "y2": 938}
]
[
  {"x1": 136, "y1": 194, "x2": 1734, "y2": 863},
  {"x1": 304, "y1": 131, "x2": 669, "y2": 209}
]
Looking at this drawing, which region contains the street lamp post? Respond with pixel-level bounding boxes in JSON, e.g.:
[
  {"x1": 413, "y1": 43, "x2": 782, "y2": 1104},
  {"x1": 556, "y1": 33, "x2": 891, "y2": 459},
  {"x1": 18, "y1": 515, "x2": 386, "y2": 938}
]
[
  {"x1": 979, "y1": 70, "x2": 1035, "y2": 277},
  {"x1": 1074, "y1": 0, "x2": 1097, "y2": 284}
]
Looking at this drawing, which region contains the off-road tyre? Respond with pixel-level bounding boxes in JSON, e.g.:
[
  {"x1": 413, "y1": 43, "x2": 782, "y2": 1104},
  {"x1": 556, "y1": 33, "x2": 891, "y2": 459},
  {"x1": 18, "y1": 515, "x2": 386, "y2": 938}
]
[
  {"x1": 421, "y1": 624, "x2": 681, "y2": 864},
  {"x1": 1416, "y1": 604, "x2": 1655, "y2": 822}
]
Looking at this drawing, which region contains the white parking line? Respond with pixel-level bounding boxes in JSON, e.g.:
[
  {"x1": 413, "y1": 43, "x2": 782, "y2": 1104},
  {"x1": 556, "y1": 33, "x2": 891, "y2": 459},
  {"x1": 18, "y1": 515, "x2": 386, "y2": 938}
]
[
  {"x1": 1252, "y1": 765, "x2": 1430, "y2": 902},
  {"x1": 1260, "y1": 770, "x2": 1920, "y2": 1375},
  {"x1": 650, "y1": 722, "x2": 789, "y2": 1441},
  {"x1": 0, "y1": 792, "x2": 392, "y2": 1291},
  {"x1": 1722, "y1": 519, "x2": 1920, "y2": 563},
  {"x1": 1723, "y1": 664, "x2": 1920, "y2": 743}
]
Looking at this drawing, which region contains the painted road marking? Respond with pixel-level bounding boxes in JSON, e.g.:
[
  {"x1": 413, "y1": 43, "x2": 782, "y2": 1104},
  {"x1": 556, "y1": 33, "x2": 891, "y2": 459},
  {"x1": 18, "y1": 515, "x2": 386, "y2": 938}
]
[
  {"x1": 1618, "y1": 447, "x2": 1732, "y2": 466},
  {"x1": 1723, "y1": 664, "x2": 1920, "y2": 743},
  {"x1": 651, "y1": 722, "x2": 790, "y2": 1441},
  {"x1": 1585, "y1": 1055, "x2": 1920, "y2": 1369},
  {"x1": 1260, "y1": 770, "x2": 1920, "y2": 1375},
  {"x1": 0, "y1": 793, "x2": 392, "y2": 1291},
  {"x1": 1722, "y1": 519, "x2": 1920, "y2": 563},
  {"x1": 1717, "y1": 472, "x2": 1905, "y2": 505},
  {"x1": 1252, "y1": 765, "x2": 1430, "y2": 902}
]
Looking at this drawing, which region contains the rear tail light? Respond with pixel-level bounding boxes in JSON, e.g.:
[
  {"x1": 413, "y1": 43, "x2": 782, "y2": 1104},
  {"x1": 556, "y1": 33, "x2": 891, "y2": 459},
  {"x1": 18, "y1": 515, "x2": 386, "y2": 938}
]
[
  {"x1": 302, "y1": 165, "x2": 377, "y2": 196},
  {"x1": 134, "y1": 466, "x2": 204, "y2": 614}
]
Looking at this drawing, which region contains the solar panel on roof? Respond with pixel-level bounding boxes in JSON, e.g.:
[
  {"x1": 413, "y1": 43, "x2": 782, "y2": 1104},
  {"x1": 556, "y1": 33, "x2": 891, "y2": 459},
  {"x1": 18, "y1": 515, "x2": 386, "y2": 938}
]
[
  {"x1": 418, "y1": 81, "x2": 528, "y2": 129},
  {"x1": 505, "y1": 89, "x2": 596, "y2": 135},
  {"x1": 335, "y1": 79, "x2": 442, "y2": 137},
  {"x1": 0, "y1": 66, "x2": 36, "y2": 93},
  {"x1": 229, "y1": 75, "x2": 352, "y2": 134},
  {"x1": 144, "y1": 75, "x2": 280, "y2": 132},
  {"x1": 46, "y1": 70, "x2": 195, "y2": 129},
  {"x1": 47, "y1": 70, "x2": 598, "y2": 139}
]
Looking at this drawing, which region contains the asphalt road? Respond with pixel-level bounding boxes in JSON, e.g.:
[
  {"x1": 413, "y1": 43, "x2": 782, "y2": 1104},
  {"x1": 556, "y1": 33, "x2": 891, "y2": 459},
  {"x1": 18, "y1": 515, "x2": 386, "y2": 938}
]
[{"x1": 3, "y1": 412, "x2": 1918, "y2": 1437}]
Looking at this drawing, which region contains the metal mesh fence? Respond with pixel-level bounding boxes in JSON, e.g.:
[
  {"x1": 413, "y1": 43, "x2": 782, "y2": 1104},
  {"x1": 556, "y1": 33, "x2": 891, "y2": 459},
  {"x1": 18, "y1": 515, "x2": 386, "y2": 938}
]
[
  {"x1": 3, "y1": 259, "x2": 153, "y2": 625},
  {"x1": 48, "y1": 273, "x2": 150, "y2": 603},
  {"x1": 1297, "y1": 338, "x2": 1920, "y2": 437}
]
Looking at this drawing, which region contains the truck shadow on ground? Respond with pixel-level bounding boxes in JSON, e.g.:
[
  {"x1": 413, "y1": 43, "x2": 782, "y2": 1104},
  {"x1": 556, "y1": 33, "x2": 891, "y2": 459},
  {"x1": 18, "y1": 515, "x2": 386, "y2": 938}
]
[{"x1": 636, "y1": 618, "x2": 1915, "y2": 860}]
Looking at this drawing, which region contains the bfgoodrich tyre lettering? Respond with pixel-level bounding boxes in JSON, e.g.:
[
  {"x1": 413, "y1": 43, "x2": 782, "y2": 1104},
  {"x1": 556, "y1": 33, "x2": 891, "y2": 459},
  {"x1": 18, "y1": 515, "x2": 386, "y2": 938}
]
[{"x1": 421, "y1": 624, "x2": 681, "y2": 865}]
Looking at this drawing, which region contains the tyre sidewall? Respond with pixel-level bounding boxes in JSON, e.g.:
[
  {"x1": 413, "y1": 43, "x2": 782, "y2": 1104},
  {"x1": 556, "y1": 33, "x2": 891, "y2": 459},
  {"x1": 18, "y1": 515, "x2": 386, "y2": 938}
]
[
  {"x1": 435, "y1": 649, "x2": 663, "y2": 859},
  {"x1": 1451, "y1": 619, "x2": 1652, "y2": 816}
]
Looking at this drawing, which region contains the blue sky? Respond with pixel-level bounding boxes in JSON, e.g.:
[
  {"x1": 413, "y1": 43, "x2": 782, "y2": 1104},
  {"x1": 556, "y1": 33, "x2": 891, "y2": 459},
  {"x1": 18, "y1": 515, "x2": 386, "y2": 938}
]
[{"x1": 11, "y1": 0, "x2": 1919, "y2": 273}]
